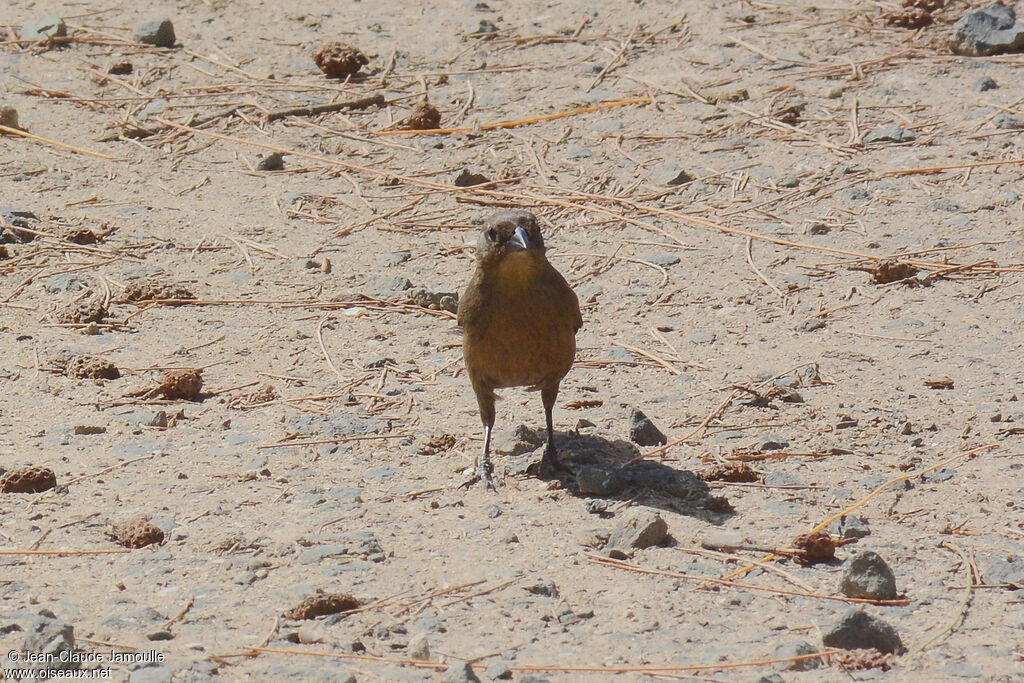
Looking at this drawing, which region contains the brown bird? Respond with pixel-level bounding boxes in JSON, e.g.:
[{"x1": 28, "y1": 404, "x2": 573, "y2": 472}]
[{"x1": 458, "y1": 210, "x2": 583, "y2": 486}]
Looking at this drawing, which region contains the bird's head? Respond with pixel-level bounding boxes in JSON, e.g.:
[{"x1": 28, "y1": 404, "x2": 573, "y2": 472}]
[{"x1": 475, "y1": 210, "x2": 546, "y2": 266}]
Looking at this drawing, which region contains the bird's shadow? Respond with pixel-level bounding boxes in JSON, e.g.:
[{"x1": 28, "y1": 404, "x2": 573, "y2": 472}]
[{"x1": 500, "y1": 427, "x2": 734, "y2": 525}]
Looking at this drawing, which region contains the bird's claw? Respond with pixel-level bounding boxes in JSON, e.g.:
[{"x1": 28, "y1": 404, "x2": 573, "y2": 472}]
[{"x1": 458, "y1": 460, "x2": 499, "y2": 491}]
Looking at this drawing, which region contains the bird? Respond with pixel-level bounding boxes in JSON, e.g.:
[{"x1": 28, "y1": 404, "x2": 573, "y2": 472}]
[{"x1": 457, "y1": 210, "x2": 583, "y2": 487}]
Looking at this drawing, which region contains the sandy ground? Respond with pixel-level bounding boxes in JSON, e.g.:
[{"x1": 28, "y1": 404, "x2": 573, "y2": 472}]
[{"x1": 2, "y1": 0, "x2": 1024, "y2": 681}]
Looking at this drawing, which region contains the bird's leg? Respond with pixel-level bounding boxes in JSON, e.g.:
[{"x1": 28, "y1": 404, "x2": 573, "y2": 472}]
[
  {"x1": 539, "y1": 385, "x2": 566, "y2": 476},
  {"x1": 476, "y1": 423, "x2": 495, "y2": 489}
]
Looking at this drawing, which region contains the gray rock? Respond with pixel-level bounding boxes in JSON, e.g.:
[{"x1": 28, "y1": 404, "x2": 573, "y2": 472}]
[
  {"x1": 292, "y1": 413, "x2": 388, "y2": 439},
  {"x1": 863, "y1": 125, "x2": 915, "y2": 144},
  {"x1": 941, "y1": 662, "x2": 983, "y2": 678},
  {"x1": 576, "y1": 466, "x2": 627, "y2": 496},
  {"x1": 129, "y1": 665, "x2": 174, "y2": 683},
  {"x1": 757, "y1": 434, "x2": 789, "y2": 451},
  {"x1": 365, "y1": 275, "x2": 412, "y2": 297},
  {"x1": 928, "y1": 198, "x2": 962, "y2": 212},
  {"x1": 485, "y1": 660, "x2": 512, "y2": 679},
  {"x1": 408, "y1": 287, "x2": 458, "y2": 313},
  {"x1": 628, "y1": 408, "x2": 666, "y2": 446},
  {"x1": 773, "y1": 640, "x2": 821, "y2": 670},
  {"x1": 763, "y1": 472, "x2": 805, "y2": 487},
  {"x1": 407, "y1": 632, "x2": 430, "y2": 660},
  {"x1": 21, "y1": 16, "x2": 67, "y2": 41},
  {"x1": 134, "y1": 18, "x2": 176, "y2": 48},
  {"x1": 493, "y1": 423, "x2": 544, "y2": 456},
  {"x1": 443, "y1": 660, "x2": 481, "y2": 683},
  {"x1": 840, "y1": 551, "x2": 897, "y2": 600},
  {"x1": 754, "y1": 675, "x2": 785, "y2": 683},
  {"x1": 975, "y1": 76, "x2": 999, "y2": 91},
  {"x1": 650, "y1": 162, "x2": 693, "y2": 186},
  {"x1": 685, "y1": 330, "x2": 716, "y2": 345},
  {"x1": 23, "y1": 611, "x2": 77, "y2": 671},
  {"x1": 256, "y1": 152, "x2": 284, "y2": 171},
  {"x1": 624, "y1": 462, "x2": 706, "y2": 499},
  {"x1": 828, "y1": 515, "x2": 871, "y2": 540},
  {"x1": 993, "y1": 114, "x2": 1024, "y2": 130},
  {"x1": 641, "y1": 253, "x2": 681, "y2": 267},
  {"x1": 564, "y1": 144, "x2": 592, "y2": 160},
  {"x1": 378, "y1": 251, "x2": 411, "y2": 267},
  {"x1": 471, "y1": 20, "x2": 499, "y2": 34},
  {"x1": 983, "y1": 555, "x2": 1024, "y2": 585},
  {"x1": 606, "y1": 509, "x2": 668, "y2": 550},
  {"x1": 950, "y1": 2, "x2": 1024, "y2": 56},
  {"x1": 454, "y1": 168, "x2": 490, "y2": 186},
  {"x1": 822, "y1": 608, "x2": 903, "y2": 653},
  {"x1": 796, "y1": 317, "x2": 826, "y2": 332}
]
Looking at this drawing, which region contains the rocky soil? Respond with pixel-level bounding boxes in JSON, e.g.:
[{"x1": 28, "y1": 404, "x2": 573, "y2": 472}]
[{"x1": 2, "y1": 0, "x2": 1024, "y2": 681}]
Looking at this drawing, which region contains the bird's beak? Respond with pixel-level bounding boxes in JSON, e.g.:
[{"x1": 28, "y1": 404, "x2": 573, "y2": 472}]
[{"x1": 509, "y1": 226, "x2": 529, "y2": 251}]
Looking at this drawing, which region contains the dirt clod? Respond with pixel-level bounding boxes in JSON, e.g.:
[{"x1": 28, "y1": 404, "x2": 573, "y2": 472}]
[
  {"x1": 417, "y1": 433, "x2": 457, "y2": 455},
  {"x1": 828, "y1": 648, "x2": 894, "y2": 671},
  {"x1": 885, "y1": 7, "x2": 933, "y2": 28},
  {"x1": 704, "y1": 495, "x2": 735, "y2": 513},
  {"x1": 700, "y1": 462, "x2": 759, "y2": 483},
  {"x1": 111, "y1": 517, "x2": 165, "y2": 548},
  {"x1": 53, "y1": 297, "x2": 106, "y2": 324},
  {"x1": 312, "y1": 42, "x2": 368, "y2": 78},
  {"x1": 791, "y1": 529, "x2": 838, "y2": 565},
  {"x1": 404, "y1": 101, "x2": 441, "y2": 130},
  {"x1": 865, "y1": 260, "x2": 919, "y2": 284},
  {"x1": 64, "y1": 355, "x2": 120, "y2": 380},
  {"x1": 284, "y1": 592, "x2": 360, "y2": 620},
  {"x1": 122, "y1": 279, "x2": 196, "y2": 303},
  {"x1": 154, "y1": 369, "x2": 204, "y2": 400},
  {"x1": 1, "y1": 466, "x2": 57, "y2": 493}
]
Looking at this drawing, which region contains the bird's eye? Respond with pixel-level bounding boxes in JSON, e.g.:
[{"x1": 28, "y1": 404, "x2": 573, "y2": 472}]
[{"x1": 486, "y1": 228, "x2": 497, "y2": 241}]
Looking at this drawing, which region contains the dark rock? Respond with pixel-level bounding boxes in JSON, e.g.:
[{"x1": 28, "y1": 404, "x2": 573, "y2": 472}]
[
  {"x1": 454, "y1": 168, "x2": 490, "y2": 186},
  {"x1": 975, "y1": 76, "x2": 999, "y2": 91},
  {"x1": 576, "y1": 466, "x2": 627, "y2": 496},
  {"x1": 773, "y1": 640, "x2": 821, "y2": 670},
  {"x1": 950, "y1": 2, "x2": 1024, "y2": 56},
  {"x1": 0, "y1": 106, "x2": 20, "y2": 130},
  {"x1": 606, "y1": 509, "x2": 668, "y2": 550},
  {"x1": 21, "y1": 16, "x2": 67, "y2": 41},
  {"x1": 23, "y1": 612, "x2": 77, "y2": 671},
  {"x1": 840, "y1": 552, "x2": 898, "y2": 600},
  {"x1": 757, "y1": 434, "x2": 789, "y2": 451},
  {"x1": 828, "y1": 515, "x2": 871, "y2": 540},
  {"x1": 822, "y1": 609, "x2": 903, "y2": 653},
  {"x1": 485, "y1": 661, "x2": 513, "y2": 680},
  {"x1": 628, "y1": 408, "x2": 666, "y2": 446},
  {"x1": 0, "y1": 207, "x2": 38, "y2": 243},
  {"x1": 443, "y1": 660, "x2": 481, "y2": 683},
  {"x1": 256, "y1": 152, "x2": 285, "y2": 171},
  {"x1": 863, "y1": 125, "x2": 915, "y2": 144},
  {"x1": 471, "y1": 19, "x2": 499, "y2": 34},
  {"x1": 650, "y1": 162, "x2": 693, "y2": 186},
  {"x1": 624, "y1": 462, "x2": 706, "y2": 499},
  {"x1": 134, "y1": 18, "x2": 176, "y2": 48},
  {"x1": 993, "y1": 114, "x2": 1024, "y2": 130}
]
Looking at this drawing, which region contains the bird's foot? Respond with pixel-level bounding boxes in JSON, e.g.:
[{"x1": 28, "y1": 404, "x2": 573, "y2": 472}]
[
  {"x1": 531, "y1": 445, "x2": 572, "y2": 479},
  {"x1": 458, "y1": 459, "x2": 499, "y2": 491}
]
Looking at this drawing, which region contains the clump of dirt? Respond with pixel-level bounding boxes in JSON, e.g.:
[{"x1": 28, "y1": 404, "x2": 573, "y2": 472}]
[
  {"x1": 110, "y1": 517, "x2": 165, "y2": 548},
  {"x1": 312, "y1": 41, "x2": 368, "y2": 78},
  {"x1": 59, "y1": 226, "x2": 98, "y2": 245},
  {"x1": 153, "y1": 369, "x2": 204, "y2": 400},
  {"x1": 228, "y1": 382, "x2": 279, "y2": 408},
  {"x1": 284, "y1": 592, "x2": 360, "y2": 620},
  {"x1": 863, "y1": 260, "x2": 920, "y2": 284},
  {"x1": 829, "y1": 648, "x2": 894, "y2": 671},
  {"x1": 791, "y1": 529, "x2": 838, "y2": 565},
  {"x1": 53, "y1": 296, "x2": 106, "y2": 324},
  {"x1": 700, "y1": 462, "x2": 759, "y2": 483},
  {"x1": 404, "y1": 101, "x2": 441, "y2": 130},
  {"x1": 65, "y1": 355, "x2": 120, "y2": 380},
  {"x1": 417, "y1": 433, "x2": 457, "y2": 455},
  {"x1": 122, "y1": 279, "x2": 196, "y2": 303},
  {"x1": 704, "y1": 495, "x2": 735, "y2": 513},
  {"x1": 1, "y1": 466, "x2": 57, "y2": 493}
]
